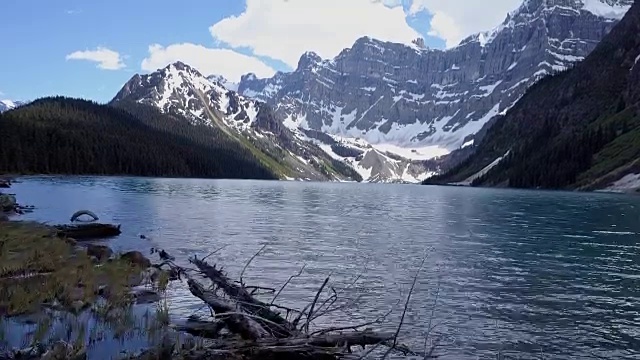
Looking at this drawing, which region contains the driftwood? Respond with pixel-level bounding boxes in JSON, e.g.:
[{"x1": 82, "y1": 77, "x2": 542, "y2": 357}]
[
  {"x1": 54, "y1": 223, "x2": 121, "y2": 239},
  {"x1": 141, "y1": 248, "x2": 433, "y2": 360}
]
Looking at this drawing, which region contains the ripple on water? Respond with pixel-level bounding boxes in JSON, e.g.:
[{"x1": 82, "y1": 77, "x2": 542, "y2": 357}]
[{"x1": 7, "y1": 177, "x2": 640, "y2": 359}]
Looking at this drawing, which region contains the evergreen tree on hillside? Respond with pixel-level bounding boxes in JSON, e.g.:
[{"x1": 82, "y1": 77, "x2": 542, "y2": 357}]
[{"x1": 0, "y1": 97, "x2": 276, "y2": 180}]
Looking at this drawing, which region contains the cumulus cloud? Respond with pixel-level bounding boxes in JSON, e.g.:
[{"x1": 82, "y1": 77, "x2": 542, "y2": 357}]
[
  {"x1": 209, "y1": 0, "x2": 421, "y2": 68},
  {"x1": 140, "y1": 43, "x2": 277, "y2": 81},
  {"x1": 66, "y1": 47, "x2": 125, "y2": 70},
  {"x1": 409, "y1": 0, "x2": 521, "y2": 47}
]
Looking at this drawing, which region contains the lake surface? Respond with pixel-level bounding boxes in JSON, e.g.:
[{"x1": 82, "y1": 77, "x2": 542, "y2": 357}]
[{"x1": 8, "y1": 176, "x2": 640, "y2": 359}]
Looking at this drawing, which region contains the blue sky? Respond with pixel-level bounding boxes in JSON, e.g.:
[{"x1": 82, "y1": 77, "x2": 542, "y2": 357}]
[{"x1": 0, "y1": 0, "x2": 519, "y2": 103}]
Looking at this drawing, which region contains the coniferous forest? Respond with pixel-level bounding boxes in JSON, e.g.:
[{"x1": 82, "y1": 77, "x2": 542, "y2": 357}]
[{"x1": 0, "y1": 97, "x2": 276, "y2": 180}]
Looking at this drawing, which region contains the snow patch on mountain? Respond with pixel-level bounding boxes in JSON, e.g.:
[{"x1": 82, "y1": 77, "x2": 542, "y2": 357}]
[
  {"x1": 632, "y1": 54, "x2": 640, "y2": 71},
  {"x1": 207, "y1": 74, "x2": 239, "y2": 92},
  {"x1": 0, "y1": 100, "x2": 25, "y2": 113},
  {"x1": 112, "y1": 62, "x2": 364, "y2": 182},
  {"x1": 238, "y1": 0, "x2": 630, "y2": 174},
  {"x1": 455, "y1": 150, "x2": 511, "y2": 186},
  {"x1": 582, "y1": 0, "x2": 631, "y2": 19}
]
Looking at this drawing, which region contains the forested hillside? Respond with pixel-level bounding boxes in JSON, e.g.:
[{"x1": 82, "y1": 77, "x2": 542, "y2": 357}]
[
  {"x1": 0, "y1": 97, "x2": 276, "y2": 180},
  {"x1": 425, "y1": 0, "x2": 640, "y2": 191}
]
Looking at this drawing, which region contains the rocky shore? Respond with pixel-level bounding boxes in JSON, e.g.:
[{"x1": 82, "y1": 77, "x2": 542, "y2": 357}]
[
  {"x1": 1, "y1": 179, "x2": 430, "y2": 360},
  {"x1": 0, "y1": 181, "x2": 177, "y2": 359}
]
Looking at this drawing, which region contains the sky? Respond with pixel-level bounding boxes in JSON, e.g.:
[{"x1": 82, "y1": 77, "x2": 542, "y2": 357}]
[{"x1": 0, "y1": 0, "x2": 521, "y2": 103}]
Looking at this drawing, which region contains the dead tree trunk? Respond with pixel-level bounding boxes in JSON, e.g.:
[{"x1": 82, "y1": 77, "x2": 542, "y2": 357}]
[{"x1": 146, "y1": 249, "x2": 426, "y2": 360}]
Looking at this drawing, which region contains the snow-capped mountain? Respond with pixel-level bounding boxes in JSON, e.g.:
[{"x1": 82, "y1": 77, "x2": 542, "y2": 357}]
[
  {"x1": 111, "y1": 62, "x2": 362, "y2": 182},
  {"x1": 207, "y1": 74, "x2": 239, "y2": 92},
  {"x1": 0, "y1": 100, "x2": 24, "y2": 113},
  {"x1": 237, "y1": 0, "x2": 633, "y2": 169}
]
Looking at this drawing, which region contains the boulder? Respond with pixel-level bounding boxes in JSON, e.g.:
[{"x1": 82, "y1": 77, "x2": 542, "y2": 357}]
[
  {"x1": 86, "y1": 244, "x2": 113, "y2": 262},
  {"x1": 120, "y1": 251, "x2": 151, "y2": 268},
  {"x1": 0, "y1": 194, "x2": 16, "y2": 212}
]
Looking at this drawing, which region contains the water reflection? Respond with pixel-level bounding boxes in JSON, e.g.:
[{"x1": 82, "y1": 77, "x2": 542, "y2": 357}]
[{"x1": 8, "y1": 177, "x2": 640, "y2": 359}]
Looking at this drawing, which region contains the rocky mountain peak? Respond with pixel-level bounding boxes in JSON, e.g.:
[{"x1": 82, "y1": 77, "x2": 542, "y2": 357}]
[
  {"x1": 297, "y1": 51, "x2": 323, "y2": 70},
  {"x1": 207, "y1": 74, "x2": 239, "y2": 92},
  {"x1": 110, "y1": 61, "x2": 364, "y2": 182},
  {"x1": 237, "y1": 0, "x2": 631, "y2": 158}
]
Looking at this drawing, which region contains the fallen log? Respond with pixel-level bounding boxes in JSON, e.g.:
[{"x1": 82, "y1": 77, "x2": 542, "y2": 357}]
[
  {"x1": 174, "y1": 319, "x2": 227, "y2": 339},
  {"x1": 54, "y1": 223, "x2": 121, "y2": 240},
  {"x1": 188, "y1": 278, "x2": 270, "y2": 340},
  {"x1": 190, "y1": 256, "x2": 298, "y2": 338},
  {"x1": 143, "y1": 248, "x2": 427, "y2": 360}
]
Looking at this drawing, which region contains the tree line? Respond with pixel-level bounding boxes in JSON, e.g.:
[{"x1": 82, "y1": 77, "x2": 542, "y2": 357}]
[{"x1": 0, "y1": 97, "x2": 276, "y2": 180}]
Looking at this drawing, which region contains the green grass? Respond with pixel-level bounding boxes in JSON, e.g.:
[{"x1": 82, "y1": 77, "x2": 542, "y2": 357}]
[
  {"x1": 0, "y1": 221, "x2": 142, "y2": 316},
  {"x1": 574, "y1": 126, "x2": 640, "y2": 189},
  {"x1": 573, "y1": 108, "x2": 640, "y2": 188},
  {"x1": 237, "y1": 134, "x2": 294, "y2": 179}
]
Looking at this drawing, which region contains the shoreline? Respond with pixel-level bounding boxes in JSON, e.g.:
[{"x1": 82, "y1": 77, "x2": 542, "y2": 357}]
[
  {"x1": 1, "y1": 179, "x2": 425, "y2": 360},
  {"x1": 0, "y1": 185, "x2": 182, "y2": 359}
]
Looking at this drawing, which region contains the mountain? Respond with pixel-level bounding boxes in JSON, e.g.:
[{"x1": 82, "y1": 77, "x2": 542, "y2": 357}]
[
  {"x1": 0, "y1": 96, "x2": 276, "y2": 180},
  {"x1": 112, "y1": 62, "x2": 362, "y2": 182},
  {"x1": 236, "y1": 0, "x2": 632, "y2": 180},
  {"x1": 0, "y1": 100, "x2": 25, "y2": 113},
  {"x1": 425, "y1": 0, "x2": 640, "y2": 192}
]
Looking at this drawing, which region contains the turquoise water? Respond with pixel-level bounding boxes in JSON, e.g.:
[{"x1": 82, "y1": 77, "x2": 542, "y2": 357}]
[{"x1": 6, "y1": 176, "x2": 640, "y2": 359}]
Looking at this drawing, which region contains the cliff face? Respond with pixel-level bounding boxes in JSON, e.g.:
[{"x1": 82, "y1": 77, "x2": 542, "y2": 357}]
[
  {"x1": 112, "y1": 62, "x2": 363, "y2": 182},
  {"x1": 238, "y1": 0, "x2": 632, "y2": 151},
  {"x1": 426, "y1": 0, "x2": 640, "y2": 191}
]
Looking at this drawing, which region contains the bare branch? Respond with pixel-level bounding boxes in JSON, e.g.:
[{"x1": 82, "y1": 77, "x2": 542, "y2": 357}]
[
  {"x1": 382, "y1": 251, "x2": 429, "y2": 359},
  {"x1": 239, "y1": 244, "x2": 267, "y2": 286},
  {"x1": 201, "y1": 244, "x2": 229, "y2": 262},
  {"x1": 424, "y1": 275, "x2": 441, "y2": 359},
  {"x1": 127, "y1": 247, "x2": 424, "y2": 359},
  {"x1": 271, "y1": 264, "x2": 306, "y2": 305},
  {"x1": 303, "y1": 276, "x2": 330, "y2": 333}
]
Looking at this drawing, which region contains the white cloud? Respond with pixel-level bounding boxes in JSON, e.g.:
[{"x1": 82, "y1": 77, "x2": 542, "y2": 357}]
[
  {"x1": 409, "y1": 0, "x2": 521, "y2": 48},
  {"x1": 140, "y1": 43, "x2": 277, "y2": 81},
  {"x1": 66, "y1": 47, "x2": 125, "y2": 70},
  {"x1": 209, "y1": 0, "x2": 421, "y2": 68}
]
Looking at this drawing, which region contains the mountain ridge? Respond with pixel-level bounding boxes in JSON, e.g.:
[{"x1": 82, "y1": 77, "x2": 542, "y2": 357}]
[
  {"x1": 424, "y1": 0, "x2": 640, "y2": 191},
  {"x1": 235, "y1": 0, "x2": 632, "y2": 181},
  {"x1": 112, "y1": 62, "x2": 363, "y2": 182}
]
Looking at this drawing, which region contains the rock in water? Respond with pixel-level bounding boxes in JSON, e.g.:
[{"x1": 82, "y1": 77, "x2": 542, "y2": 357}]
[{"x1": 0, "y1": 194, "x2": 16, "y2": 212}]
